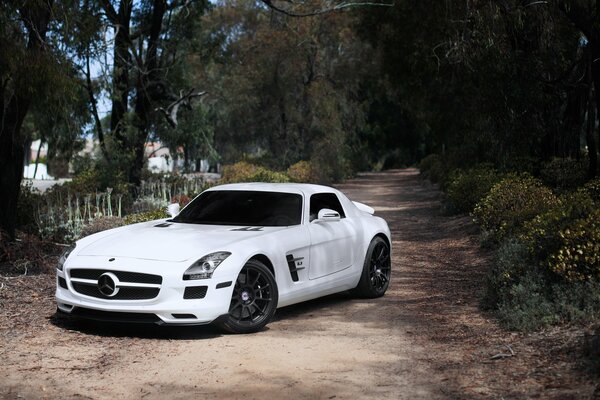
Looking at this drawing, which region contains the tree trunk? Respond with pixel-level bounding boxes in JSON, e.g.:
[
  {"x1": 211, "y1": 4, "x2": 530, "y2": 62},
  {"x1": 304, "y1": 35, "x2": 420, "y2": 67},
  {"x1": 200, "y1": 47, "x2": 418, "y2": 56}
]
[
  {"x1": 127, "y1": 0, "x2": 167, "y2": 185},
  {"x1": 0, "y1": 0, "x2": 52, "y2": 239},
  {"x1": 591, "y1": 45, "x2": 600, "y2": 177},
  {"x1": 587, "y1": 48, "x2": 598, "y2": 178},
  {"x1": 0, "y1": 98, "x2": 30, "y2": 239},
  {"x1": 33, "y1": 136, "x2": 44, "y2": 178},
  {"x1": 110, "y1": 0, "x2": 132, "y2": 139}
]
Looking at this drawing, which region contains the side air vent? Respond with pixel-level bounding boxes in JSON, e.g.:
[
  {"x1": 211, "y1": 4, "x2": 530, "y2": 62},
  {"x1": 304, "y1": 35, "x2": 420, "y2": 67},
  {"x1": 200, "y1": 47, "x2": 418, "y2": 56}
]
[
  {"x1": 286, "y1": 254, "x2": 305, "y2": 282},
  {"x1": 184, "y1": 286, "x2": 208, "y2": 299}
]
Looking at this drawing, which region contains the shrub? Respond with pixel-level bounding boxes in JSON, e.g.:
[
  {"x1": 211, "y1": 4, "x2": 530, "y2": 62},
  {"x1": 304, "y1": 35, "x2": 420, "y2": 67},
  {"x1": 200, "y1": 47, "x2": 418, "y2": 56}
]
[
  {"x1": 521, "y1": 190, "x2": 596, "y2": 266},
  {"x1": 287, "y1": 161, "x2": 314, "y2": 183},
  {"x1": 473, "y1": 174, "x2": 559, "y2": 242},
  {"x1": 482, "y1": 240, "x2": 533, "y2": 310},
  {"x1": 17, "y1": 182, "x2": 44, "y2": 233},
  {"x1": 221, "y1": 162, "x2": 290, "y2": 183},
  {"x1": 445, "y1": 166, "x2": 503, "y2": 214},
  {"x1": 80, "y1": 217, "x2": 125, "y2": 237},
  {"x1": 495, "y1": 271, "x2": 600, "y2": 331},
  {"x1": 418, "y1": 154, "x2": 449, "y2": 185},
  {"x1": 549, "y1": 210, "x2": 600, "y2": 282},
  {"x1": 540, "y1": 158, "x2": 587, "y2": 192},
  {"x1": 583, "y1": 178, "x2": 600, "y2": 203},
  {"x1": 419, "y1": 154, "x2": 442, "y2": 174},
  {"x1": 131, "y1": 196, "x2": 167, "y2": 213},
  {"x1": 496, "y1": 271, "x2": 558, "y2": 331},
  {"x1": 124, "y1": 209, "x2": 169, "y2": 225}
]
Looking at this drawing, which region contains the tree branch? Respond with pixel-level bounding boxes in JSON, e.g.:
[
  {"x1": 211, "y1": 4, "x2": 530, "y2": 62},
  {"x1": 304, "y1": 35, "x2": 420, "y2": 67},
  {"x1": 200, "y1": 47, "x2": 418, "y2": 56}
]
[
  {"x1": 99, "y1": 0, "x2": 118, "y2": 24},
  {"x1": 84, "y1": 50, "x2": 108, "y2": 159},
  {"x1": 155, "y1": 89, "x2": 207, "y2": 128},
  {"x1": 261, "y1": 0, "x2": 394, "y2": 17}
]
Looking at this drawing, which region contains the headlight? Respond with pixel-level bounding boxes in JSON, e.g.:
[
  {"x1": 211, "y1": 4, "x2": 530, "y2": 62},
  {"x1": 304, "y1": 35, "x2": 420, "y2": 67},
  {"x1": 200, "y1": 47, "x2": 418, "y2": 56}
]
[
  {"x1": 57, "y1": 245, "x2": 75, "y2": 271},
  {"x1": 183, "y1": 252, "x2": 231, "y2": 280}
]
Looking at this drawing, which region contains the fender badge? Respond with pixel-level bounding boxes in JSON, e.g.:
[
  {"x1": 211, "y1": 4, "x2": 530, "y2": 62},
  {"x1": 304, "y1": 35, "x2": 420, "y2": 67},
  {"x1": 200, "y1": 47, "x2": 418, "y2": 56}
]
[{"x1": 109, "y1": 258, "x2": 115, "y2": 262}]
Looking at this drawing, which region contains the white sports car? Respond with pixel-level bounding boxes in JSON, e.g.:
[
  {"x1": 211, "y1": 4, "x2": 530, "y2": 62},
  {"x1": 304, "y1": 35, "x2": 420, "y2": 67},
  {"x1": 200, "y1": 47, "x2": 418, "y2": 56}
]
[{"x1": 56, "y1": 183, "x2": 392, "y2": 333}]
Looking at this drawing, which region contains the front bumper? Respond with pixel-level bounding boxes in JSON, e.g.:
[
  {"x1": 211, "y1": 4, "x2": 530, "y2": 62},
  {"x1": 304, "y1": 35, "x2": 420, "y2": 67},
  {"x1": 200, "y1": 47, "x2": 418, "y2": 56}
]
[{"x1": 55, "y1": 256, "x2": 237, "y2": 325}]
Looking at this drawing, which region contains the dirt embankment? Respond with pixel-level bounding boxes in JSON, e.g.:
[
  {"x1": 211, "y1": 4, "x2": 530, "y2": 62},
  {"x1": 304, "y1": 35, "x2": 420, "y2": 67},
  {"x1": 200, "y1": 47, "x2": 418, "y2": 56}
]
[{"x1": 1, "y1": 169, "x2": 597, "y2": 399}]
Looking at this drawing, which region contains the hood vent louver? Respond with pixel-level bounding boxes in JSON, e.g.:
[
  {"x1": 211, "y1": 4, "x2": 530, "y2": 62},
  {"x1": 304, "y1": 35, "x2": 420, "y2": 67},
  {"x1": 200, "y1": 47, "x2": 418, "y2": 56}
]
[{"x1": 230, "y1": 226, "x2": 263, "y2": 231}]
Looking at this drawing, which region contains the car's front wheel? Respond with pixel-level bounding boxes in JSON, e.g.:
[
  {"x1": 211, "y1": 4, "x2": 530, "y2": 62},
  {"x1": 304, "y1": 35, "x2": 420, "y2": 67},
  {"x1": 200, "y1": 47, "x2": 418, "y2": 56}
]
[
  {"x1": 352, "y1": 236, "x2": 391, "y2": 298},
  {"x1": 219, "y1": 259, "x2": 278, "y2": 334}
]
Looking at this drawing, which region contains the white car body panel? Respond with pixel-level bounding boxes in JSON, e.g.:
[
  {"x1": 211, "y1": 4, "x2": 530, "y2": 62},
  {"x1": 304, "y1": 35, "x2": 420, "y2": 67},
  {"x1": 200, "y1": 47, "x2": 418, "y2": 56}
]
[{"x1": 55, "y1": 183, "x2": 392, "y2": 325}]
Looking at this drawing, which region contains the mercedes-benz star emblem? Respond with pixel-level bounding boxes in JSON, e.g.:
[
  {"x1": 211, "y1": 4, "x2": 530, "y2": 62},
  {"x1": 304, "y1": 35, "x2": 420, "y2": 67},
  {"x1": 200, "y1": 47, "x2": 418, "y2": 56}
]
[{"x1": 97, "y1": 272, "x2": 119, "y2": 297}]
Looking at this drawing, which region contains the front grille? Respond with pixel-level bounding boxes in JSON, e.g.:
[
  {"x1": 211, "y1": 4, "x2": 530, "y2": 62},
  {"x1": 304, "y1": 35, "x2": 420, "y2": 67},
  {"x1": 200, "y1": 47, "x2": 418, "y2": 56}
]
[
  {"x1": 69, "y1": 268, "x2": 162, "y2": 300},
  {"x1": 70, "y1": 269, "x2": 162, "y2": 284},
  {"x1": 70, "y1": 307, "x2": 161, "y2": 324},
  {"x1": 184, "y1": 286, "x2": 208, "y2": 299},
  {"x1": 72, "y1": 283, "x2": 160, "y2": 300}
]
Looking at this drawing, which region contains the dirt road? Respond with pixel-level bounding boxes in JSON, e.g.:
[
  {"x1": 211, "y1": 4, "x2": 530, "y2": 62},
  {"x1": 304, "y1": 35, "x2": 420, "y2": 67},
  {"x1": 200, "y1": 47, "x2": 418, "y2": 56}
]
[{"x1": 0, "y1": 169, "x2": 596, "y2": 399}]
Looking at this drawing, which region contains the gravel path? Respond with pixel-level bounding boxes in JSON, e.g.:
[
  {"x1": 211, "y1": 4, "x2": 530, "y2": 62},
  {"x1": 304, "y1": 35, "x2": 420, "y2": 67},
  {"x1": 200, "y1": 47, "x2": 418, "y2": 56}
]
[{"x1": 1, "y1": 169, "x2": 596, "y2": 399}]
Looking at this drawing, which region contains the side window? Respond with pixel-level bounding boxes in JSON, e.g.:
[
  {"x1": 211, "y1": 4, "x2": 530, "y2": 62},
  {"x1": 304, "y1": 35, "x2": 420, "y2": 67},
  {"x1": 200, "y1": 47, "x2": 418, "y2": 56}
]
[{"x1": 309, "y1": 193, "x2": 346, "y2": 222}]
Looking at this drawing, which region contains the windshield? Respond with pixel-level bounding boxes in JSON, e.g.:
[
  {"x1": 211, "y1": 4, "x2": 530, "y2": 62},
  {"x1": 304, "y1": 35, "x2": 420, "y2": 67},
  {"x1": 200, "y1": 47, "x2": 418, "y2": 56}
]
[{"x1": 172, "y1": 190, "x2": 303, "y2": 226}]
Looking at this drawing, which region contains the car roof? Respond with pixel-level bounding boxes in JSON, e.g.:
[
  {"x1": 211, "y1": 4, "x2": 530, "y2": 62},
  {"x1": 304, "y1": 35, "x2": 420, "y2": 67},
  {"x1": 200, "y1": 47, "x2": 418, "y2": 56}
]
[{"x1": 206, "y1": 182, "x2": 340, "y2": 196}]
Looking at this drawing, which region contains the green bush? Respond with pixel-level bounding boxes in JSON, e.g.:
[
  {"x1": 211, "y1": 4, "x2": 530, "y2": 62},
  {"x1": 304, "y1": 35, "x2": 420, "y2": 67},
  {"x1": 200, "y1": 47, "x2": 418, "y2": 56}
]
[
  {"x1": 445, "y1": 166, "x2": 503, "y2": 214},
  {"x1": 549, "y1": 210, "x2": 600, "y2": 282},
  {"x1": 497, "y1": 274, "x2": 600, "y2": 331},
  {"x1": 418, "y1": 154, "x2": 442, "y2": 174},
  {"x1": 418, "y1": 154, "x2": 449, "y2": 185},
  {"x1": 482, "y1": 239, "x2": 533, "y2": 310},
  {"x1": 521, "y1": 190, "x2": 596, "y2": 267},
  {"x1": 540, "y1": 157, "x2": 587, "y2": 192},
  {"x1": 221, "y1": 161, "x2": 290, "y2": 183},
  {"x1": 287, "y1": 161, "x2": 314, "y2": 183},
  {"x1": 16, "y1": 182, "x2": 44, "y2": 233},
  {"x1": 473, "y1": 174, "x2": 559, "y2": 242},
  {"x1": 583, "y1": 178, "x2": 600, "y2": 203},
  {"x1": 496, "y1": 271, "x2": 558, "y2": 331},
  {"x1": 63, "y1": 166, "x2": 131, "y2": 196},
  {"x1": 124, "y1": 209, "x2": 169, "y2": 225}
]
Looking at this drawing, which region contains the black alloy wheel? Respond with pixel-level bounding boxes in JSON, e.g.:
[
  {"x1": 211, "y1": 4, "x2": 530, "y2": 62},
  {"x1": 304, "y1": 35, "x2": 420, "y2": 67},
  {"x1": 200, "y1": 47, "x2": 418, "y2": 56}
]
[
  {"x1": 219, "y1": 259, "x2": 278, "y2": 334},
  {"x1": 353, "y1": 236, "x2": 391, "y2": 298}
]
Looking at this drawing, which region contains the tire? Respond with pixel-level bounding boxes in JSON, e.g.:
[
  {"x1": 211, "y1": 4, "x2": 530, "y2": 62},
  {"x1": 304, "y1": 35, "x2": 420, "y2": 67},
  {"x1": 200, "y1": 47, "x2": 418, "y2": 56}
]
[
  {"x1": 219, "y1": 259, "x2": 278, "y2": 334},
  {"x1": 352, "y1": 236, "x2": 391, "y2": 298}
]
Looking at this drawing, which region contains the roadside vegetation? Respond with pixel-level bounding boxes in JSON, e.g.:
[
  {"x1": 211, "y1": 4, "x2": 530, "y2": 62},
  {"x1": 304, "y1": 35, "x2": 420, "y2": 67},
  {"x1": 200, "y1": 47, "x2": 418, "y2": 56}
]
[{"x1": 420, "y1": 157, "x2": 600, "y2": 370}]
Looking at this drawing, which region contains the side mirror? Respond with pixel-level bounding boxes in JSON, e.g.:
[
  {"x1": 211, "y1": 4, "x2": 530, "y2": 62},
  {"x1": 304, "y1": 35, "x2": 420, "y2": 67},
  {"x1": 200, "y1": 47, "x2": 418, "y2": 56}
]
[
  {"x1": 315, "y1": 208, "x2": 341, "y2": 223},
  {"x1": 167, "y1": 203, "x2": 180, "y2": 218}
]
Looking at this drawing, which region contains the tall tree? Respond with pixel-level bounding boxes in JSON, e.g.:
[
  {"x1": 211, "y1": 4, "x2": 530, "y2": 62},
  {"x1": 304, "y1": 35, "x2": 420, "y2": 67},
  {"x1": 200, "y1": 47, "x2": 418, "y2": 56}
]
[
  {"x1": 199, "y1": 1, "x2": 373, "y2": 180},
  {"x1": 94, "y1": 0, "x2": 210, "y2": 185},
  {"x1": 558, "y1": 0, "x2": 600, "y2": 176},
  {"x1": 1, "y1": 0, "x2": 56, "y2": 239}
]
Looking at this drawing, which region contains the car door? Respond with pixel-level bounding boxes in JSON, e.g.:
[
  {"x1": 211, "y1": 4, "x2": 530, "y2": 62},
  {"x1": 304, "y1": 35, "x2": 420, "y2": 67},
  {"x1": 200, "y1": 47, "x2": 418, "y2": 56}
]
[{"x1": 307, "y1": 193, "x2": 358, "y2": 280}]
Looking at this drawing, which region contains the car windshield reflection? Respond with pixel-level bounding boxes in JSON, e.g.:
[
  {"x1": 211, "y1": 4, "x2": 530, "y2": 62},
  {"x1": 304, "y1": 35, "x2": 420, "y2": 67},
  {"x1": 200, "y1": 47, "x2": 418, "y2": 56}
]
[{"x1": 172, "y1": 190, "x2": 302, "y2": 227}]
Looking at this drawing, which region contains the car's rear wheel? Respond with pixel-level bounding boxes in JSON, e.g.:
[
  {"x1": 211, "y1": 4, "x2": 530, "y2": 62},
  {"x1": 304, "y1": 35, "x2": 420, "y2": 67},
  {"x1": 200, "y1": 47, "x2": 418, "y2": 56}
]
[
  {"x1": 219, "y1": 259, "x2": 278, "y2": 334},
  {"x1": 352, "y1": 236, "x2": 391, "y2": 298}
]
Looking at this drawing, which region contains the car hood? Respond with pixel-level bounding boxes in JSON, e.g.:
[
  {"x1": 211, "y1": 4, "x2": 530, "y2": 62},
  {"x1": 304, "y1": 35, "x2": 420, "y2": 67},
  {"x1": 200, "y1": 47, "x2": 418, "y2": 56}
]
[{"x1": 77, "y1": 221, "x2": 287, "y2": 262}]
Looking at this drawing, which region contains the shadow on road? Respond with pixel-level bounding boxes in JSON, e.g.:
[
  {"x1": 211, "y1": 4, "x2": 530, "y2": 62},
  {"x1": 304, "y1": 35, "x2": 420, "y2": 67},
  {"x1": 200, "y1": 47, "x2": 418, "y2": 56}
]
[{"x1": 48, "y1": 291, "x2": 357, "y2": 339}]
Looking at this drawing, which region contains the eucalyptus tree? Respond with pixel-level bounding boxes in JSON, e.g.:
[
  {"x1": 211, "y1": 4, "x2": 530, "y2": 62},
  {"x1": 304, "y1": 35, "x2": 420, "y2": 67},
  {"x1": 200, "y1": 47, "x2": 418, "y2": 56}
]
[
  {"x1": 0, "y1": 0, "x2": 94, "y2": 239},
  {"x1": 358, "y1": 1, "x2": 597, "y2": 173},
  {"x1": 197, "y1": 0, "x2": 375, "y2": 181}
]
